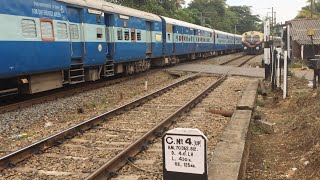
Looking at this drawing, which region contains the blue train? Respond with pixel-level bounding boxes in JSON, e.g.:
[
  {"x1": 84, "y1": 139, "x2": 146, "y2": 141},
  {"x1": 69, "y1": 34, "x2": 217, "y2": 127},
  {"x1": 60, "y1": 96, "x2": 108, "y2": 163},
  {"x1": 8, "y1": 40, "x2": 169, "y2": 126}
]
[{"x1": 0, "y1": 0, "x2": 242, "y2": 94}]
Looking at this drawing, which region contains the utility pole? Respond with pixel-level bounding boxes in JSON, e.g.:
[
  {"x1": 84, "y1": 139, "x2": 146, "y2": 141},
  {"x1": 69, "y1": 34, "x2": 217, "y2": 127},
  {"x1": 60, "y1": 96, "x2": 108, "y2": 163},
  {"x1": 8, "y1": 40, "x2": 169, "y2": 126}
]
[
  {"x1": 271, "y1": 7, "x2": 274, "y2": 28},
  {"x1": 311, "y1": 0, "x2": 314, "y2": 18},
  {"x1": 234, "y1": 24, "x2": 237, "y2": 34}
]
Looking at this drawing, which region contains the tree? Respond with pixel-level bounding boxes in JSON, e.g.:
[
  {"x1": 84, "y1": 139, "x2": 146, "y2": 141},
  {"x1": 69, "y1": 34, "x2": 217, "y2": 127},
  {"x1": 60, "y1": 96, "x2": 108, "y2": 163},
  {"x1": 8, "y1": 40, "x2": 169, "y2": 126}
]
[
  {"x1": 106, "y1": 0, "x2": 184, "y2": 17},
  {"x1": 296, "y1": 0, "x2": 320, "y2": 18},
  {"x1": 188, "y1": 0, "x2": 228, "y2": 29},
  {"x1": 105, "y1": 0, "x2": 262, "y2": 33},
  {"x1": 174, "y1": 8, "x2": 200, "y2": 24},
  {"x1": 229, "y1": 6, "x2": 261, "y2": 34}
]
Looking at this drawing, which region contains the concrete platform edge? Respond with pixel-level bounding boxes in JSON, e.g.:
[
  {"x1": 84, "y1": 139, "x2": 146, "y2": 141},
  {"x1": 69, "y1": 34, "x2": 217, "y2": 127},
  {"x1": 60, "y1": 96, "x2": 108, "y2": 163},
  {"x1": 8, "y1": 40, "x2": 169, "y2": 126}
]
[{"x1": 208, "y1": 79, "x2": 258, "y2": 180}]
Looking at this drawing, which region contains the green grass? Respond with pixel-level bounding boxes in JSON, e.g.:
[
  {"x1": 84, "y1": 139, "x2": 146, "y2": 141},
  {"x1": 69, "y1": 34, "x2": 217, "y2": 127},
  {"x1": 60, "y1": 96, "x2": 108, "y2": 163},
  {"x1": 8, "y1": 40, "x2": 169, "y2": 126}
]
[
  {"x1": 256, "y1": 99, "x2": 265, "y2": 107},
  {"x1": 290, "y1": 62, "x2": 303, "y2": 68},
  {"x1": 288, "y1": 69, "x2": 295, "y2": 77}
]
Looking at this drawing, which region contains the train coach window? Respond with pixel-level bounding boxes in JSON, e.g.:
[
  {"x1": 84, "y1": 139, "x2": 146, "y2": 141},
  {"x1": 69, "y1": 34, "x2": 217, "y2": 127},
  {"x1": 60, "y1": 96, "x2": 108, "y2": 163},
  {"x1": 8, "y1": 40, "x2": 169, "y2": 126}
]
[
  {"x1": 167, "y1": 34, "x2": 171, "y2": 41},
  {"x1": 156, "y1": 33, "x2": 162, "y2": 42},
  {"x1": 117, "y1": 29, "x2": 123, "y2": 40},
  {"x1": 21, "y1": 19, "x2": 37, "y2": 38},
  {"x1": 97, "y1": 28, "x2": 103, "y2": 39},
  {"x1": 131, "y1": 31, "x2": 135, "y2": 41},
  {"x1": 57, "y1": 22, "x2": 68, "y2": 39},
  {"x1": 124, "y1": 30, "x2": 130, "y2": 41},
  {"x1": 70, "y1": 24, "x2": 79, "y2": 39},
  {"x1": 40, "y1": 20, "x2": 54, "y2": 41},
  {"x1": 253, "y1": 35, "x2": 260, "y2": 43},
  {"x1": 137, "y1": 31, "x2": 141, "y2": 41}
]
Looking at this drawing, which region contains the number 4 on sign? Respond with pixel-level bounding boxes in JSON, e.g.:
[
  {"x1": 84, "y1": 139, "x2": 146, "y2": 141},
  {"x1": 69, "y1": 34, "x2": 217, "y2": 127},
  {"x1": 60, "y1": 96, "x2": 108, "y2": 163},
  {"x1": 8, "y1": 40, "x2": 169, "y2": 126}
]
[{"x1": 185, "y1": 138, "x2": 192, "y2": 145}]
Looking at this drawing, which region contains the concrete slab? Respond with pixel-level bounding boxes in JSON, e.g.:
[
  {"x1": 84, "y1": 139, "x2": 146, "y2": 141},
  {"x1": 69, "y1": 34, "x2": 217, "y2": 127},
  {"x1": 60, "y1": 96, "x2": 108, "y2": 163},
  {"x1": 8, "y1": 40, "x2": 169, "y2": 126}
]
[
  {"x1": 208, "y1": 78, "x2": 258, "y2": 180},
  {"x1": 167, "y1": 64, "x2": 265, "y2": 78},
  {"x1": 237, "y1": 80, "x2": 259, "y2": 110},
  {"x1": 291, "y1": 68, "x2": 314, "y2": 81},
  {"x1": 208, "y1": 110, "x2": 253, "y2": 180},
  {"x1": 220, "y1": 111, "x2": 252, "y2": 143}
]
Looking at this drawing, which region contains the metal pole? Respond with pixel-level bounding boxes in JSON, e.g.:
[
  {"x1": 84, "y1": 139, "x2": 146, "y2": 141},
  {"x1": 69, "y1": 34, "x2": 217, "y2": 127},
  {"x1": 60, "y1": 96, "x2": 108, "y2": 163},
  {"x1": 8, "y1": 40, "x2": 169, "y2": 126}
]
[
  {"x1": 200, "y1": 12, "x2": 203, "y2": 26},
  {"x1": 271, "y1": 7, "x2": 274, "y2": 28},
  {"x1": 234, "y1": 25, "x2": 237, "y2": 34},
  {"x1": 311, "y1": 0, "x2": 314, "y2": 18},
  {"x1": 283, "y1": 51, "x2": 288, "y2": 99},
  {"x1": 287, "y1": 25, "x2": 291, "y2": 60}
]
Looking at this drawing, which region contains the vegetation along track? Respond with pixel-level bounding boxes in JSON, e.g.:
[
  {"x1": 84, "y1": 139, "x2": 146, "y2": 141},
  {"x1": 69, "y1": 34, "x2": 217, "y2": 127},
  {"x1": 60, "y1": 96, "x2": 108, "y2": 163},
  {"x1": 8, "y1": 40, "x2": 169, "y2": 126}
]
[{"x1": 0, "y1": 72, "x2": 227, "y2": 179}]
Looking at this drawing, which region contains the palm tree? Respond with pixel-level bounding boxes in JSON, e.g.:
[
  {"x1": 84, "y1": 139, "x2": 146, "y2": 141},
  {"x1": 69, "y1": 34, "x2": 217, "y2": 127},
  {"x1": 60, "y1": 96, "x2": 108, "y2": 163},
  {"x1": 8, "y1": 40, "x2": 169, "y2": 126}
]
[{"x1": 296, "y1": 0, "x2": 320, "y2": 18}]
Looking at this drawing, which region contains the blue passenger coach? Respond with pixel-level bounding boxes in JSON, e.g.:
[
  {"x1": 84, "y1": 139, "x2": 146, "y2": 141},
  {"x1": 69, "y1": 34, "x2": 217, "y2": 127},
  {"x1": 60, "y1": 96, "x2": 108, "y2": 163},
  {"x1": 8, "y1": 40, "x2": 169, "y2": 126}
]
[{"x1": 0, "y1": 0, "x2": 242, "y2": 95}]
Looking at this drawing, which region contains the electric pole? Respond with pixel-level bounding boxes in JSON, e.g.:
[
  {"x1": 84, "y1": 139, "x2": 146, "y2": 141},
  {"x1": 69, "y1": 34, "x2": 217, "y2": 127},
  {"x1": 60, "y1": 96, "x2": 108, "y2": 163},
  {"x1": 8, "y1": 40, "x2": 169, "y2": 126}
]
[{"x1": 311, "y1": 0, "x2": 314, "y2": 18}]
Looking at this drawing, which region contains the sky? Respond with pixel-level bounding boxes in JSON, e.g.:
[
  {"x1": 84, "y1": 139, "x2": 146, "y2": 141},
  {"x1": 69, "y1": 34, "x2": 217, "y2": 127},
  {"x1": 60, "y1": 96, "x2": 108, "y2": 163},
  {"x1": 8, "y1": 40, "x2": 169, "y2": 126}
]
[{"x1": 184, "y1": 0, "x2": 308, "y2": 24}]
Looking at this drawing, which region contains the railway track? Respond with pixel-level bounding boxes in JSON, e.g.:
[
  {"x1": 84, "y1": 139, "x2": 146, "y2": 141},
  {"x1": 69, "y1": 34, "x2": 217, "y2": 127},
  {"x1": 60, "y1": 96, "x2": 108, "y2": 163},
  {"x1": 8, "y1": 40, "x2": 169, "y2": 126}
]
[
  {"x1": 0, "y1": 72, "x2": 227, "y2": 179},
  {"x1": 0, "y1": 53, "x2": 248, "y2": 114},
  {"x1": 220, "y1": 55, "x2": 258, "y2": 67},
  {"x1": 0, "y1": 71, "x2": 158, "y2": 114},
  {"x1": 111, "y1": 76, "x2": 249, "y2": 179}
]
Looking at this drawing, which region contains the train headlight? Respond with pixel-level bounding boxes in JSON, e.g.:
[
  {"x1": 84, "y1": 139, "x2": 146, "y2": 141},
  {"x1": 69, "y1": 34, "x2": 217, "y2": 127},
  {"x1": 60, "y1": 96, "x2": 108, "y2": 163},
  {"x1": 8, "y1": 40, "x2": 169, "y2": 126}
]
[
  {"x1": 244, "y1": 47, "x2": 247, "y2": 50},
  {"x1": 256, "y1": 47, "x2": 260, "y2": 50}
]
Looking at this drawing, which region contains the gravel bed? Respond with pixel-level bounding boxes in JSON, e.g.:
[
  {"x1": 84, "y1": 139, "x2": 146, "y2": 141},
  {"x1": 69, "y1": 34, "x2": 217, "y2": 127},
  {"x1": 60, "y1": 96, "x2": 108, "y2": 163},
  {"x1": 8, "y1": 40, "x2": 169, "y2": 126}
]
[
  {"x1": 113, "y1": 76, "x2": 250, "y2": 179},
  {"x1": 1, "y1": 76, "x2": 218, "y2": 179},
  {"x1": 225, "y1": 54, "x2": 263, "y2": 68},
  {"x1": 222, "y1": 55, "x2": 254, "y2": 66},
  {"x1": 244, "y1": 54, "x2": 264, "y2": 67},
  {"x1": 196, "y1": 53, "x2": 244, "y2": 65},
  {"x1": 0, "y1": 70, "x2": 182, "y2": 157}
]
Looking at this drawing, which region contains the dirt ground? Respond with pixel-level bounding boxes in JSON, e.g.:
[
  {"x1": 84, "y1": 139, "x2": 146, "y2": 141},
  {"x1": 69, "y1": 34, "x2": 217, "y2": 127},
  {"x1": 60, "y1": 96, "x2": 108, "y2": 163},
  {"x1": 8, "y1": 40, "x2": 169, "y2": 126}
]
[{"x1": 246, "y1": 75, "x2": 320, "y2": 179}]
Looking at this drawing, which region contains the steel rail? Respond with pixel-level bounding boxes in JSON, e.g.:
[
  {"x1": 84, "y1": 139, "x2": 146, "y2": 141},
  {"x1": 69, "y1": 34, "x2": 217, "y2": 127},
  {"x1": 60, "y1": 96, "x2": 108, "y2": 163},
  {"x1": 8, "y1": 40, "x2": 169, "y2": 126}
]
[
  {"x1": 219, "y1": 54, "x2": 247, "y2": 65},
  {"x1": 0, "y1": 70, "x2": 158, "y2": 114},
  {"x1": 237, "y1": 55, "x2": 258, "y2": 67},
  {"x1": 0, "y1": 72, "x2": 199, "y2": 171},
  {"x1": 85, "y1": 75, "x2": 227, "y2": 179}
]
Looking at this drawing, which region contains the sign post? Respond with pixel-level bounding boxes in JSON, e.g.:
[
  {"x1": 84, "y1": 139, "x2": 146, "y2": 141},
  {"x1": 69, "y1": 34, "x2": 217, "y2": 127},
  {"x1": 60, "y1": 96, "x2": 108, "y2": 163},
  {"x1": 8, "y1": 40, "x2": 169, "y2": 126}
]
[{"x1": 162, "y1": 128, "x2": 208, "y2": 180}]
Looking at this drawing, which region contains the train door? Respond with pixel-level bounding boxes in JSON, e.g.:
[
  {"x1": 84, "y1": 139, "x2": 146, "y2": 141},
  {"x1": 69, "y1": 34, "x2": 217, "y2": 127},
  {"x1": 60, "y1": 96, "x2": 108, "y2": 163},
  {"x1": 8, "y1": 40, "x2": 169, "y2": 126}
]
[
  {"x1": 66, "y1": 7, "x2": 85, "y2": 84},
  {"x1": 173, "y1": 25, "x2": 177, "y2": 54},
  {"x1": 194, "y1": 30, "x2": 198, "y2": 52},
  {"x1": 146, "y1": 21, "x2": 152, "y2": 55},
  {"x1": 104, "y1": 13, "x2": 113, "y2": 57},
  {"x1": 191, "y1": 29, "x2": 196, "y2": 52},
  {"x1": 167, "y1": 23, "x2": 174, "y2": 54},
  {"x1": 67, "y1": 7, "x2": 84, "y2": 60}
]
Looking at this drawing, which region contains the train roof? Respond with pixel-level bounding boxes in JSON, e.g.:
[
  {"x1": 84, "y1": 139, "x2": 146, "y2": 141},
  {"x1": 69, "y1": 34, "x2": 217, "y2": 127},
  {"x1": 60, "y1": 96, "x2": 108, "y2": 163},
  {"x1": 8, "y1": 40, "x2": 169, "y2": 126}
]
[
  {"x1": 161, "y1": 16, "x2": 213, "y2": 32},
  {"x1": 56, "y1": 0, "x2": 161, "y2": 22},
  {"x1": 214, "y1": 30, "x2": 234, "y2": 37},
  {"x1": 242, "y1": 31, "x2": 264, "y2": 36}
]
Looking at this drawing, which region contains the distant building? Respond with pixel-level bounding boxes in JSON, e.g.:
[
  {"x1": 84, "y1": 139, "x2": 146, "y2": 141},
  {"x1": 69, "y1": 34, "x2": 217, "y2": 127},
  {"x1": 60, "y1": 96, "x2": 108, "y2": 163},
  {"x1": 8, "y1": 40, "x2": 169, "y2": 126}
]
[{"x1": 286, "y1": 18, "x2": 320, "y2": 60}]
